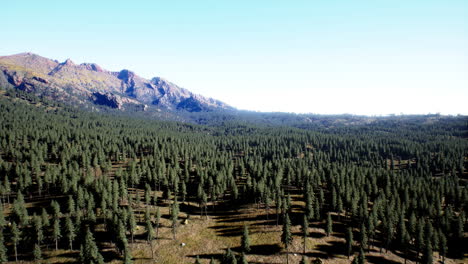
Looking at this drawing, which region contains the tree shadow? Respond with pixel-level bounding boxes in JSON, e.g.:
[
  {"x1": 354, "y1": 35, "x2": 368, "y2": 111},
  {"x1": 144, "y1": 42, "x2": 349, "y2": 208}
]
[
  {"x1": 309, "y1": 231, "x2": 326, "y2": 239},
  {"x1": 101, "y1": 248, "x2": 122, "y2": 263},
  {"x1": 187, "y1": 253, "x2": 224, "y2": 261},
  {"x1": 210, "y1": 225, "x2": 243, "y2": 237},
  {"x1": 307, "y1": 240, "x2": 346, "y2": 259},
  {"x1": 231, "y1": 244, "x2": 282, "y2": 255},
  {"x1": 366, "y1": 255, "x2": 402, "y2": 264}
]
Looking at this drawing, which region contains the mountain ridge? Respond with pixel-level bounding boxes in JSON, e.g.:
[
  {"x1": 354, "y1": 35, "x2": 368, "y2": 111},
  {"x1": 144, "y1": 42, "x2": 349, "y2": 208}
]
[{"x1": 0, "y1": 52, "x2": 232, "y2": 112}]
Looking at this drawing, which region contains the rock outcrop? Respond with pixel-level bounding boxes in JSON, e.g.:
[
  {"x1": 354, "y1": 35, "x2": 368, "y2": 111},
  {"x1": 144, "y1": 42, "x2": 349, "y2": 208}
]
[{"x1": 92, "y1": 92, "x2": 122, "y2": 109}]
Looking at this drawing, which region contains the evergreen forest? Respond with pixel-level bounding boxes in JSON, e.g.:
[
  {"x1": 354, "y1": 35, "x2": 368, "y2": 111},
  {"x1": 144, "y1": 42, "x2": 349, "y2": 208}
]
[{"x1": 0, "y1": 88, "x2": 466, "y2": 264}]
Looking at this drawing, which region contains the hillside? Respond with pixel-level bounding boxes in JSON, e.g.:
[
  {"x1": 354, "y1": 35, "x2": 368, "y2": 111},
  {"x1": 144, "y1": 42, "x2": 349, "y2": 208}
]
[{"x1": 0, "y1": 52, "x2": 231, "y2": 112}]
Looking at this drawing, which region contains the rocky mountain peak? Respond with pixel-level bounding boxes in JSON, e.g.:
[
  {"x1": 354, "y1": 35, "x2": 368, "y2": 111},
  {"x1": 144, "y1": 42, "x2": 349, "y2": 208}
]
[
  {"x1": 80, "y1": 63, "x2": 104, "y2": 72},
  {"x1": 62, "y1": 58, "x2": 75, "y2": 66},
  {"x1": 0, "y1": 52, "x2": 233, "y2": 112},
  {"x1": 117, "y1": 69, "x2": 135, "y2": 81}
]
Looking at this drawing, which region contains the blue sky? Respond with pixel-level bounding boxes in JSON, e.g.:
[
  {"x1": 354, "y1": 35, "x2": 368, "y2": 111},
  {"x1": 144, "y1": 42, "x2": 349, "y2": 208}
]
[{"x1": 1, "y1": 1, "x2": 467, "y2": 115}]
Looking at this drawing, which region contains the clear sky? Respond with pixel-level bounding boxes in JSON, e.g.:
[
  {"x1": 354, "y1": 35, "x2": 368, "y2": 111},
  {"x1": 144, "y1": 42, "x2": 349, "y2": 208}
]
[{"x1": 1, "y1": 0, "x2": 467, "y2": 115}]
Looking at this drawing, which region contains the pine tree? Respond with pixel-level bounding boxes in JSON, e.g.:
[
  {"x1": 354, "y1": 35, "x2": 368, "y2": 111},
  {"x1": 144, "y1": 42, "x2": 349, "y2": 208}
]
[
  {"x1": 34, "y1": 243, "x2": 42, "y2": 262},
  {"x1": 359, "y1": 223, "x2": 368, "y2": 252},
  {"x1": 124, "y1": 246, "x2": 133, "y2": 264},
  {"x1": 0, "y1": 232, "x2": 7, "y2": 263},
  {"x1": 12, "y1": 192, "x2": 29, "y2": 226},
  {"x1": 357, "y1": 247, "x2": 365, "y2": 264},
  {"x1": 281, "y1": 213, "x2": 292, "y2": 264},
  {"x1": 171, "y1": 200, "x2": 179, "y2": 240},
  {"x1": 439, "y1": 231, "x2": 447, "y2": 264},
  {"x1": 33, "y1": 214, "x2": 44, "y2": 245},
  {"x1": 80, "y1": 228, "x2": 104, "y2": 264},
  {"x1": 65, "y1": 215, "x2": 76, "y2": 250},
  {"x1": 129, "y1": 209, "x2": 136, "y2": 244},
  {"x1": 53, "y1": 217, "x2": 61, "y2": 250},
  {"x1": 239, "y1": 252, "x2": 248, "y2": 264},
  {"x1": 241, "y1": 225, "x2": 251, "y2": 253},
  {"x1": 326, "y1": 212, "x2": 332, "y2": 236},
  {"x1": 41, "y1": 208, "x2": 50, "y2": 228},
  {"x1": 155, "y1": 207, "x2": 161, "y2": 240},
  {"x1": 402, "y1": 229, "x2": 411, "y2": 264},
  {"x1": 346, "y1": 227, "x2": 353, "y2": 259},
  {"x1": 223, "y1": 248, "x2": 237, "y2": 264},
  {"x1": 11, "y1": 222, "x2": 21, "y2": 262},
  {"x1": 146, "y1": 216, "x2": 155, "y2": 260},
  {"x1": 302, "y1": 214, "x2": 309, "y2": 254},
  {"x1": 0, "y1": 206, "x2": 6, "y2": 231},
  {"x1": 422, "y1": 240, "x2": 433, "y2": 264}
]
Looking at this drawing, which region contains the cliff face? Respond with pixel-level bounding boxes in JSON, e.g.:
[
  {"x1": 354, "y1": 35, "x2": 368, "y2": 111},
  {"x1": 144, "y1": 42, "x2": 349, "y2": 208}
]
[{"x1": 0, "y1": 52, "x2": 232, "y2": 112}]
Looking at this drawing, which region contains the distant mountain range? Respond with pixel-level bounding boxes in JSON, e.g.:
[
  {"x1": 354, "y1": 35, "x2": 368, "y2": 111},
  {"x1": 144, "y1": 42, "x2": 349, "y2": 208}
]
[{"x1": 0, "y1": 52, "x2": 232, "y2": 112}]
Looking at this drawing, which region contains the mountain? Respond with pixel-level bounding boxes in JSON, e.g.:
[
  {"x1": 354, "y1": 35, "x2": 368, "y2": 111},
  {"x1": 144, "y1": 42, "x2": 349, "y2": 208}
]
[{"x1": 0, "y1": 52, "x2": 232, "y2": 112}]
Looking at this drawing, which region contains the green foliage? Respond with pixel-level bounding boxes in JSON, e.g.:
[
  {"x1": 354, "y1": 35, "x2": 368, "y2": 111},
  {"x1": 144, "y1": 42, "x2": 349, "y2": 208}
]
[
  {"x1": 357, "y1": 247, "x2": 365, "y2": 264},
  {"x1": 80, "y1": 228, "x2": 104, "y2": 264},
  {"x1": 223, "y1": 248, "x2": 237, "y2": 264},
  {"x1": 0, "y1": 232, "x2": 7, "y2": 262},
  {"x1": 346, "y1": 227, "x2": 353, "y2": 259},
  {"x1": 326, "y1": 213, "x2": 332, "y2": 236},
  {"x1": 239, "y1": 252, "x2": 248, "y2": 264},
  {"x1": 34, "y1": 243, "x2": 42, "y2": 261},
  {"x1": 281, "y1": 213, "x2": 292, "y2": 249},
  {"x1": 241, "y1": 225, "x2": 251, "y2": 253},
  {"x1": 65, "y1": 215, "x2": 76, "y2": 250}
]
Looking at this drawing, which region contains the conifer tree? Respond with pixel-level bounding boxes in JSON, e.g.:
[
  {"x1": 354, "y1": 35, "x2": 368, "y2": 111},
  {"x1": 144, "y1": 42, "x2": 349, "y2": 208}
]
[
  {"x1": 146, "y1": 215, "x2": 155, "y2": 260},
  {"x1": 239, "y1": 252, "x2": 248, "y2": 264},
  {"x1": 359, "y1": 223, "x2": 368, "y2": 252},
  {"x1": 223, "y1": 248, "x2": 237, "y2": 264},
  {"x1": 439, "y1": 232, "x2": 447, "y2": 264},
  {"x1": 346, "y1": 227, "x2": 353, "y2": 259},
  {"x1": 53, "y1": 217, "x2": 61, "y2": 250},
  {"x1": 128, "y1": 209, "x2": 136, "y2": 245},
  {"x1": 241, "y1": 225, "x2": 251, "y2": 253},
  {"x1": 34, "y1": 243, "x2": 42, "y2": 262},
  {"x1": 302, "y1": 214, "x2": 309, "y2": 254},
  {"x1": 41, "y1": 208, "x2": 50, "y2": 228},
  {"x1": 171, "y1": 199, "x2": 179, "y2": 240},
  {"x1": 155, "y1": 207, "x2": 161, "y2": 240},
  {"x1": 0, "y1": 232, "x2": 7, "y2": 263},
  {"x1": 12, "y1": 192, "x2": 29, "y2": 226},
  {"x1": 281, "y1": 213, "x2": 292, "y2": 264},
  {"x1": 124, "y1": 246, "x2": 132, "y2": 264},
  {"x1": 65, "y1": 215, "x2": 76, "y2": 250},
  {"x1": 11, "y1": 222, "x2": 21, "y2": 262},
  {"x1": 33, "y1": 214, "x2": 44, "y2": 245},
  {"x1": 326, "y1": 212, "x2": 332, "y2": 236},
  {"x1": 80, "y1": 228, "x2": 104, "y2": 264},
  {"x1": 422, "y1": 240, "x2": 433, "y2": 264},
  {"x1": 357, "y1": 247, "x2": 365, "y2": 264},
  {"x1": 0, "y1": 206, "x2": 6, "y2": 231}
]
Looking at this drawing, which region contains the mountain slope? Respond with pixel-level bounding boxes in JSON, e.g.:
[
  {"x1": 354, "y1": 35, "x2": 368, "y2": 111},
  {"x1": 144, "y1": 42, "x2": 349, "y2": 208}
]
[{"x1": 0, "y1": 52, "x2": 232, "y2": 112}]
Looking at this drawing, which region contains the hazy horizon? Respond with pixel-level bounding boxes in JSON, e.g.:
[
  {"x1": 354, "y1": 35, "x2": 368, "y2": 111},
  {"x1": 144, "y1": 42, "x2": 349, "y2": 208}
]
[{"x1": 2, "y1": 1, "x2": 467, "y2": 115}]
